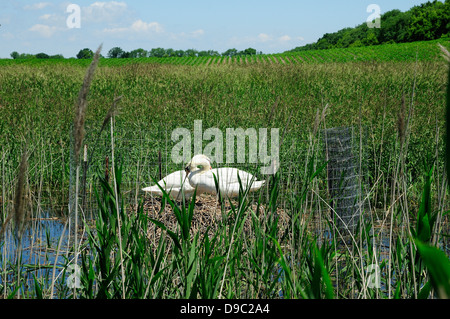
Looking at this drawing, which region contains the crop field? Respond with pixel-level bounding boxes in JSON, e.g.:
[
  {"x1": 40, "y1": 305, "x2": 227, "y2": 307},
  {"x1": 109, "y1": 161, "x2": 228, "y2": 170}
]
[
  {"x1": 1, "y1": 39, "x2": 449, "y2": 68},
  {"x1": 0, "y1": 39, "x2": 449, "y2": 300}
]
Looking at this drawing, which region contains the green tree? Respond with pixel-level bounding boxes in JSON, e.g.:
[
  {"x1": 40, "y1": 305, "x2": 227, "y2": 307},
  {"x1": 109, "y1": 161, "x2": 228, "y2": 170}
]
[
  {"x1": 129, "y1": 48, "x2": 148, "y2": 58},
  {"x1": 149, "y1": 48, "x2": 165, "y2": 57},
  {"x1": 316, "y1": 38, "x2": 331, "y2": 49},
  {"x1": 243, "y1": 48, "x2": 257, "y2": 55},
  {"x1": 174, "y1": 50, "x2": 185, "y2": 57},
  {"x1": 287, "y1": 0, "x2": 450, "y2": 53},
  {"x1": 348, "y1": 40, "x2": 363, "y2": 48},
  {"x1": 107, "y1": 47, "x2": 125, "y2": 58},
  {"x1": 207, "y1": 50, "x2": 220, "y2": 56},
  {"x1": 185, "y1": 49, "x2": 198, "y2": 57},
  {"x1": 407, "y1": 0, "x2": 450, "y2": 41},
  {"x1": 380, "y1": 9, "x2": 405, "y2": 43},
  {"x1": 35, "y1": 52, "x2": 50, "y2": 59},
  {"x1": 222, "y1": 48, "x2": 238, "y2": 57},
  {"x1": 10, "y1": 51, "x2": 19, "y2": 59},
  {"x1": 77, "y1": 48, "x2": 94, "y2": 59},
  {"x1": 363, "y1": 29, "x2": 379, "y2": 46},
  {"x1": 120, "y1": 51, "x2": 131, "y2": 58},
  {"x1": 165, "y1": 48, "x2": 175, "y2": 57},
  {"x1": 18, "y1": 53, "x2": 36, "y2": 59}
]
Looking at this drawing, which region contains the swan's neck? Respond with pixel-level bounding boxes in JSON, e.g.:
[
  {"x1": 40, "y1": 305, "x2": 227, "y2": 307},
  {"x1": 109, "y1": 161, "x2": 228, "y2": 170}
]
[
  {"x1": 191, "y1": 159, "x2": 212, "y2": 173},
  {"x1": 191, "y1": 166, "x2": 211, "y2": 175}
]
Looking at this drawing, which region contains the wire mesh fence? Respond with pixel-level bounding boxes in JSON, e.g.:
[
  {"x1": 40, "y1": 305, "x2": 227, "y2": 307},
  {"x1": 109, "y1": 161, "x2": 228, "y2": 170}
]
[{"x1": 323, "y1": 126, "x2": 368, "y2": 235}]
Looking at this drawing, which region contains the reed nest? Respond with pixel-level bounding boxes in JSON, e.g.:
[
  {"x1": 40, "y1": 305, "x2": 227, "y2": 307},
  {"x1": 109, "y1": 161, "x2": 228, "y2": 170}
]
[{"x1": 139, "y1": 194, "x2": 290, "y2": 244}]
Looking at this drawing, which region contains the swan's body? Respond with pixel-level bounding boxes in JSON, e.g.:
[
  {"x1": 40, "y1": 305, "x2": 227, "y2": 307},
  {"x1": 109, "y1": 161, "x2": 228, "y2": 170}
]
[
  {"x1": 142, "y1": 170, "x2": 196, "y2": 200},
  {"x1": 185, "y1": 154, "x2": 265, "y2": 198}
]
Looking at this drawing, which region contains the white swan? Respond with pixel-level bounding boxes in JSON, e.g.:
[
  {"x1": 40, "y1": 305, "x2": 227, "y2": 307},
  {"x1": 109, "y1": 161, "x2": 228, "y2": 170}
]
[
  {"x1": 142, "y1": 169, "x2": 196, "y2": 200},
  {"x1": 185, "y1": 154, "x2": 266, "y2": 198}
]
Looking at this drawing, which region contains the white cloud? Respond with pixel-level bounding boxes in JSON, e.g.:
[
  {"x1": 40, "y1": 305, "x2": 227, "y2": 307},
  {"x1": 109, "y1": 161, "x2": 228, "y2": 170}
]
[
  {"x1": 102, "y1": 26, "x2": 126, "y2": 33},
  {"x1": 130, "y1": 20, "x2": 163, "y2": 33},
  {"x1": 83, "y1": 1, "x2": 129, "y2": 23},
  {"x1": 173, "y1": 29, "x2": 205, "y2": 40},
  {"x1": 191, "y1": 29, "x2": 205, "y2": 37},
  {"x1": 29, "y1": 24, "x2": 60, "y2": 38},
  {"x1": 233, "y1": 33, "x2": 298, "y2": 46},
  {"x1": 39, "y1": 14, "x2": 52, "y2": 20},
  {"x1": 279, "y1": 35, "x2": 291, "y2": 42},
  {"x1": 257, "y1": 33, "x2": 272, "y2": 42},
  {"x1": 102, "y1": 19, "x2": 164, "y2": 36},
  {"x1": 38, "y1": 12, "x2": 67, "y2": 25},
  {"x1": 24, "y1": 2, "x2": 51, "y2": 10},
  {"x1": 87, "y1": 1, "x2": 128, "y2": 12},
  {"x1": 1, "y1": 32, "x2": 14, "y2": 40}
]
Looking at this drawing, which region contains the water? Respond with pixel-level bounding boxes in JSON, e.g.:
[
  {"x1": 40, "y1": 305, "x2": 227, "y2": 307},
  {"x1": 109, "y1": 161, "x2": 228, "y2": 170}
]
[
  {"x1": 1, "y1": 205, "x2": 448, "y2": 298},
  {"x1": 0, "y1": 211, "x2": 72, "y2": 297}
]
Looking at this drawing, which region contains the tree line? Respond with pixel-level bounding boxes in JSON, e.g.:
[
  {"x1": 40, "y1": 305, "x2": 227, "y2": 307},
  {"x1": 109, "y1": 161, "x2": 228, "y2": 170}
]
[
  {"x1": 10, "y1": 52, "x2": 64, "y2": 59},
  {"x1": 105, "y1": 47, "x2": 262, "y2": 58},
  {"x1": 10, "y1": 47, "x2": 263, "y2": 60},
  {"x1": 288, "y1": 0, "x2": 450, "y2": 52}
]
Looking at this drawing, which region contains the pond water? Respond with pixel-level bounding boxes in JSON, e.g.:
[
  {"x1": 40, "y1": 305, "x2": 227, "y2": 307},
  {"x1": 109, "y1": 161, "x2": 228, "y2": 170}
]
[
  {"x1": 0, "y1": 205, "x2": 448, "y2": 298},
  {"x1": 0, "y1": 211, "x2": 75, "y2": 297}
]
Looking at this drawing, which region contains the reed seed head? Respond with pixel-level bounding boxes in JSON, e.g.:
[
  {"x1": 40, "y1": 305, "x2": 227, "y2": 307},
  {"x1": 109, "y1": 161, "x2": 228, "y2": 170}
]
[
  {"x1": 313, "y1": 108, "x2": 320, "y2": 135},
  {"x1": 100, "y1": 95, "x2": 123, "y2": 133},
  {"x1": 73, "y1": 44, "x2": 102, "y2": 162},
  {"x1": 438, "y1": 43, "x2": 450, "y2": 63}
]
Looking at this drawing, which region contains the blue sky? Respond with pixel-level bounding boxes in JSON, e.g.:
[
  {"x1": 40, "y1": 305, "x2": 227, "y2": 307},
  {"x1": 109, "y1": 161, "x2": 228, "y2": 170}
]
[{"x1": 0, "y1": 0, "x2": 432, "y2": 58}]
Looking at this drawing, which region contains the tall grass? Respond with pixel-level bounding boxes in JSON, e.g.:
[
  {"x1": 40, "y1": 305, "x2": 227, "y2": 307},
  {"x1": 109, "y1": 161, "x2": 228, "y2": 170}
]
[{"x1": 0, "y1": 49, "x2": 448, "y2": 299}]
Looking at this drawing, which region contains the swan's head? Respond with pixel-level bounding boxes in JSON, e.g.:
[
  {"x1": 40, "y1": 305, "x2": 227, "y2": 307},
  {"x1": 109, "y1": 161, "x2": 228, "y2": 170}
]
[{"x1": 185, "y1": 154, "x2": 212, "y2": 174}]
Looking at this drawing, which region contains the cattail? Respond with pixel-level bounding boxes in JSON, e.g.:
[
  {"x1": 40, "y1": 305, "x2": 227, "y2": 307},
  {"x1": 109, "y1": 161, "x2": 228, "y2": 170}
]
[
  {"x1": 72, "y1": 44, "x2": 102, "y2": 162},
  {"x1": 13, "y1": 149, "x2": 28, "y2": 240},
  {"x1": 397, "y1": 94, "x2": 406, "y2": 146}
]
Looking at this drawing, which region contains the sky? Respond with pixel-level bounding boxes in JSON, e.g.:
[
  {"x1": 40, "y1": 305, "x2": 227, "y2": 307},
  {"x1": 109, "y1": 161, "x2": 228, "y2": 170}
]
[{"x1": 0, "y1": 0, "x2": 432, "y2": 58}]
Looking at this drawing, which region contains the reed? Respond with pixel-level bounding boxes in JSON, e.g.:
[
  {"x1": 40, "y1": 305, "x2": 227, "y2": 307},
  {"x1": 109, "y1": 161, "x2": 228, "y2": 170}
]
[
  {"x1": 397, "y1": 94, "x2": 407, "y2": 148},
  {"x1": 445, "y1": 45, "x2": 450, "y2": 190},
  {"x1": 439, "y1": 43, "x2": 450, "y2": 63},
  {"x1": 69, "y1": 44, "x2": 102, "y2": 299},
  {"x1": 13, "y1": 149, "x2": 28, "y2": 239},
  {"x1": 72, "y1": 45, "x2": 102, "y2": 162}
]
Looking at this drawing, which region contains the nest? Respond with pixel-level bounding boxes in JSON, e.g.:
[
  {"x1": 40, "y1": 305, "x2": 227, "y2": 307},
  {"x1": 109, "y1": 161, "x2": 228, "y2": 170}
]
[{"x1": 139, "y1": 193, "x2": 290, "y2": 245}]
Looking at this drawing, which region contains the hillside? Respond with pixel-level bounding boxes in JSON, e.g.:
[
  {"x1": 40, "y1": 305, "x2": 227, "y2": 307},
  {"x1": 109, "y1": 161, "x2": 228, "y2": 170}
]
[{"x1": 288, "y1": 0, "x2": 450, "y2": 52}]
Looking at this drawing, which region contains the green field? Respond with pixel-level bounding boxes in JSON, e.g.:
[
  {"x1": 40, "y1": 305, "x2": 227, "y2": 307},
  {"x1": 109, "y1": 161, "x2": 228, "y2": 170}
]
[
  {"x1": 0, "y1": 39, "x2": 449, "y2": 299},
  {"x1": 1, "y1": 39, "x2": 449, "y2": 67}
]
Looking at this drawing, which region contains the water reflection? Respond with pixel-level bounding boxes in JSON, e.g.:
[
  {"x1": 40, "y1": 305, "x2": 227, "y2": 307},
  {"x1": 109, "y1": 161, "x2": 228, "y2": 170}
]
[{"x1": 0, "y1": 211, "x2": 72, "y2": 296}]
